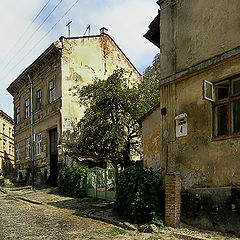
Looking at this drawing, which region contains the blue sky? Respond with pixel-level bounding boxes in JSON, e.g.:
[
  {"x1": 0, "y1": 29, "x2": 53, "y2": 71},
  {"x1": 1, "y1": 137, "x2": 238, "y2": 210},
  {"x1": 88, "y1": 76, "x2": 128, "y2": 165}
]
[{"x1": 0, "y1": 0, "x2": 159, "y2": 117}]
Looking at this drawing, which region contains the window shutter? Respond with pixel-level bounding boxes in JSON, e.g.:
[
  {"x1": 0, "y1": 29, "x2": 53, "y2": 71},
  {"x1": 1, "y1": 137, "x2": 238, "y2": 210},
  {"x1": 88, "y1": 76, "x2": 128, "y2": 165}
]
[{"x1": 203, "y1": 80, "x2": 215, "y2": 102}]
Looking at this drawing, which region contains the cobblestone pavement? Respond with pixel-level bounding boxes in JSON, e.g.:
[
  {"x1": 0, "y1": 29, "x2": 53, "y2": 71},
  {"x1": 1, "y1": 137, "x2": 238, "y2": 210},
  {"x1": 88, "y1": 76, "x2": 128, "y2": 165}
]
[{"x1": 0, "y1": 188, "x2": 239, "y2": 240}]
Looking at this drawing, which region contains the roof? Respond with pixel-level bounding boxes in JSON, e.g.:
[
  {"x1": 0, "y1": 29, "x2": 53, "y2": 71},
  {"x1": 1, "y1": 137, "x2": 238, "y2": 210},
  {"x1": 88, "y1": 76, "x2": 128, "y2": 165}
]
[
  {"x1": 7, "y1": 32, "x2": 141, "y2": 96},
  {"x1": 7, "y1": 43, "x2": 60, "y2": 96},
  {"x1": 137, "y1": 102, "x2": 160, "y2": 125},
  {"x1": 0, "y1": 110, "x2": 14, "y2": 125},
  {"x1": 144, "y1": 11, "x2": 160, "y2": 48}
]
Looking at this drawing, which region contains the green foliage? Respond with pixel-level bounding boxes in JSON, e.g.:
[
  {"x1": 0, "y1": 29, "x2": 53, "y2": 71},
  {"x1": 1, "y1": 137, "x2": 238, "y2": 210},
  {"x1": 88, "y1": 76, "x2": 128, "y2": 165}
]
[
  {"x1": 64, "y1": 69, "x2": 142, "y2": 166},
  {"x1": 138, "y1": 53, "x2": 161, "y2": 116},
  {"x1": 116, "y1": 166, "x2": 164, "y2": 223},
  {"x1": 58, "y1": 166, "x2": 88, "y2": 198}
]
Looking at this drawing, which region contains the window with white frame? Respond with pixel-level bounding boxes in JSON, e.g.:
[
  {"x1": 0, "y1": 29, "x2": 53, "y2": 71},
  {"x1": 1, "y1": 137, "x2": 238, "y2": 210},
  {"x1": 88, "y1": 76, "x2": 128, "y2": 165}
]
[
  {"x1": 36, "y1": 133, "x2": 42, "y2": 155},
  {"x1": 2, "y1": 124, "x2": 5, "y2": 134},
  {"x1": 203, "y1": 76, "x2": 240, "y2": 138},
  {"x1": 16, "y1": 106, "x2": 20, "y2": 124},
  {"x1": 16, "y1": 143, "x2": 20, "y2": 161},
  {"x1": 25, "y1": 138, "x2": 30, "y2": 158},
  {"x1": 9, "y1": 128, "x2": 11, "y2": 137},
  {"x1": 9, "y1": 145, "x2": 11, "y2": 154},
  {"x1": 49, "y1": 80, "x2": 55, "y2": 103},
  {"x1": 25, "y1": 98, "x2": 30, "y2": 118}
]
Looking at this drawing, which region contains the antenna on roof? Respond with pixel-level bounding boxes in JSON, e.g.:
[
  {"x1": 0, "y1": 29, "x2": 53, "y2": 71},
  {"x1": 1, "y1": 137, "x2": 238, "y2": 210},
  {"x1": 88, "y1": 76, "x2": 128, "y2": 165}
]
[
  {"x1": 83, "y1": 25, "x2": 90, "y2": 36},
  {"x1": 66, "y1": 21, "x2": 72, "y2": 37}
]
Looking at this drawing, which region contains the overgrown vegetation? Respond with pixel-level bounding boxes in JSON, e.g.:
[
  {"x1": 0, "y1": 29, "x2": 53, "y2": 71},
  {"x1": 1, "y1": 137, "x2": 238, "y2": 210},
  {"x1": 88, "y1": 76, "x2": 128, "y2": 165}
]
[
  {"x1": 63, "y1": 53, "x2": 161, "y2": 167},
  {"x1": 116, "y1": 166, "x2": 164, "y2": 224},
  {"x1": 58, "y1": 166, "x2": 88, "y2": 198}
]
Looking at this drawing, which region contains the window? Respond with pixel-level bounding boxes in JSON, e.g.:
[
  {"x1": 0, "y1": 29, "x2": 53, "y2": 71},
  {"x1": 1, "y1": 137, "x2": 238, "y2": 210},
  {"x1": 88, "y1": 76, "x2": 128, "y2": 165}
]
[
  {"x1": 9, "y1": 145, "x2": 11, "y2": 155},
  {"x1": 16, "y1": 106, "x2": 20, "y2": 124},
  {"x1": 26, "y1": 138, "x2": 30, "y2": 158},
  {"x1": 203, "y1": 76, "x2": 240, "y2": 138},
  {"x1": 16, "y1": 143, "x2": 20, "y2": 161},
  {"x1": 36, "y1": 89, "x2": 42, "y2": 110},
  {"x1": 9, "y1": 128, "x2": 11, "y2": 137},
  {"x1": 25, "y1": 98, "x2": 30, "y2": 118},
  {"x1": 2, "y1": 124, "x2": 5, "y2": 134},
  {"x1": 36, "y1": 133, "x2": 41, "y2": 155},
  {"x1": 49, "y1": 80, "x2": 55, "y2": 103}
]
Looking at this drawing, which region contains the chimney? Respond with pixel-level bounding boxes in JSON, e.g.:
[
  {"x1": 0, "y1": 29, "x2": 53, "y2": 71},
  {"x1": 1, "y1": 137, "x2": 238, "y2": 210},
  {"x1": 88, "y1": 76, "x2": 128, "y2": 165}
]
[{"x1": 100, "y1": 27, "x2": 108, "y2": 35}]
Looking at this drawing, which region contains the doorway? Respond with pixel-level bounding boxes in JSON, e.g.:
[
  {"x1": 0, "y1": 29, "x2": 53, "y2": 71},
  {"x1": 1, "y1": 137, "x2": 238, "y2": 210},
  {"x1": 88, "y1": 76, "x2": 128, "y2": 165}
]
[{"x1": 49, "y1": 129, "x2": 58, "y2": 187}]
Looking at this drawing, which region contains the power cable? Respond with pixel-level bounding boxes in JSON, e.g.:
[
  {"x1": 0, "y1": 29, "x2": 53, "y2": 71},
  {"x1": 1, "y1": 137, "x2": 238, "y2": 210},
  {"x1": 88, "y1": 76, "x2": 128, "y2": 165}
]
[
  {"x1": 0, "y1": 0, "x2": 52, "y2": 67},
  {"x1": 2, "y1": 0, "x2": 80, "y2": 81},
  {"x1": 1, "y1": 0, "x2": 63, "y2": 74}
]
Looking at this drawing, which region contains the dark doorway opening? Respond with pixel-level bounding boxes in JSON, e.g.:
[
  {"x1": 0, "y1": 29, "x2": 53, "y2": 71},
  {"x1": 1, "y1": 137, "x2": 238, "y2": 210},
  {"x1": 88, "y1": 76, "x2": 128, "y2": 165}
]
[{"x1": 50, "y1": 128, "x2": 58, "y2": 187}]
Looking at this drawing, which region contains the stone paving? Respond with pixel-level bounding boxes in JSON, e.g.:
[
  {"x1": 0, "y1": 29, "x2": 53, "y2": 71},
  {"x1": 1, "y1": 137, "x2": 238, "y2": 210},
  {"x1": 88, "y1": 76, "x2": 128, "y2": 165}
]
[{"x1": 0, "y1": 188, "x2": 239, "y2": 240}]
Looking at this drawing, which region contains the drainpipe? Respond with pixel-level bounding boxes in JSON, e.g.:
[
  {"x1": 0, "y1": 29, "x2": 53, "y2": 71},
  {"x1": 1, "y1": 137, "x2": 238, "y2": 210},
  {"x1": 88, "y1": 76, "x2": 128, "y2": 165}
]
[{"x1": 28, "y1": 74, "x2": 34, "y2": 187}]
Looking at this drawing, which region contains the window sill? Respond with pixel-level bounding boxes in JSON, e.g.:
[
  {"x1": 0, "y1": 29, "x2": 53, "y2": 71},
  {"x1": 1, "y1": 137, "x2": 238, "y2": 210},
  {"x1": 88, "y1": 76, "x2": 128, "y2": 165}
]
[{"x1": 212, "y1": 134, "x2": 240, "y2": 141}]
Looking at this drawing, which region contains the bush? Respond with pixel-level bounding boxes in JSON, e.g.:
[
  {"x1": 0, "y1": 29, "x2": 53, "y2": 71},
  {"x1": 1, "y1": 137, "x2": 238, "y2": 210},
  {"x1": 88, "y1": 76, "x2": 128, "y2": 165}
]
[
  {"x1": 116, "y1": 166, "x2": 164, "y2": 223},
  {"x1": 58, "y1": 166, "x2": 88, "y2": 198}
]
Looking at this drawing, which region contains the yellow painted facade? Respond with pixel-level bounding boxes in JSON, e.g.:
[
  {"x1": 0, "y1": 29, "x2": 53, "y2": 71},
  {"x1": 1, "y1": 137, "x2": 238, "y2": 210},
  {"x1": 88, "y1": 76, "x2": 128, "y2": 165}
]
[
  {"x1": 7, "y1": 29, "x2": 141, "y2": 186},
  {"x1": 0, "y1": 110, "x2": 14, "y2": 175}
]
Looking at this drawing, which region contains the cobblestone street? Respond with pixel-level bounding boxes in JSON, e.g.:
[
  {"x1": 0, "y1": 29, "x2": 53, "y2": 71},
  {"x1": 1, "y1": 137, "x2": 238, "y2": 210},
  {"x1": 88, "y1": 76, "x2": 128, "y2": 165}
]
[{"x1": 0, "y1": 188, "x2": 239, "y2": 240}]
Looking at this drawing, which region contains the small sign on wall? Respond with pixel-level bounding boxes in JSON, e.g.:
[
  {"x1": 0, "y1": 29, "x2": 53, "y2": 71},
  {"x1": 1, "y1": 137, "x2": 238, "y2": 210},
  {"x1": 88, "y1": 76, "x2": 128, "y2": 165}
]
[{"x1": 175, "y1": 113, "x2": 187, "y2": 138}]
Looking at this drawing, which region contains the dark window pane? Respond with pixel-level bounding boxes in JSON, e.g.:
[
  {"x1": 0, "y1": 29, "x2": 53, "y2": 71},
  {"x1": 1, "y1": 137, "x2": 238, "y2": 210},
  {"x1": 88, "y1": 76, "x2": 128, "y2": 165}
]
[
  {"x1": 215, "y1": 81, "x2": 229, "y2": 100},
  {"x1": 232, "y1": 100, "x2": 240, "y2": 134},
  {"x1": 232, "y1": 78, "x2": 240, "y2": 95},
  {"x1": 216, "y1": 105, "x2": 228, "y2": 136}
]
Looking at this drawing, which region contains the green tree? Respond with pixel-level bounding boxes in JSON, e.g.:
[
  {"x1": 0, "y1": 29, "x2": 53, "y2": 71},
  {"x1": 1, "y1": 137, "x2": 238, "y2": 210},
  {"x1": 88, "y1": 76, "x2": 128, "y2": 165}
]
[
  {"x1": 63, "y1": 53, "x2": 160, "y2": 166},
  {"x1": 64, "y1": 69, "x2": 141, "y2": 166},
  {"x1": 139, "y1": 53, "x2": 160, "y2": 115}
]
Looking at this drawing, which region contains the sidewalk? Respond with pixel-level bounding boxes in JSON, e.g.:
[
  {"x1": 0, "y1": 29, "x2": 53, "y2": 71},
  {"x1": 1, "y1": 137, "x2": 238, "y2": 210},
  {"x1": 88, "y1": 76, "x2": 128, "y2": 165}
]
[{"x1": 1, "y1": 187, "x2": 239, "y2": 240}]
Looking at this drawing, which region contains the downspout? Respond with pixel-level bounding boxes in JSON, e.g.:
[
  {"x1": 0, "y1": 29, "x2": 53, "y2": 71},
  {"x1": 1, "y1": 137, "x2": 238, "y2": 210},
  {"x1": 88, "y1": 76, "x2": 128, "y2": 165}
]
[{"x1": 28, "y1": 74, "x2": 34, "y2": 187}]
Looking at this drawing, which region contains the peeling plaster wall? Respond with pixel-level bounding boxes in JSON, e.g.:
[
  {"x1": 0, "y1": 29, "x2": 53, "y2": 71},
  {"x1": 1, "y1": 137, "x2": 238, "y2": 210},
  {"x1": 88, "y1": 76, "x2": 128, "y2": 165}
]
[
  {"x1": 60, "y1": 35, "x2": 141, "y2": 132},
  {"x1": 174, "y1": 56, "x2": 240, "y2": 188},
  {"x1": 142, "y1": 106, "x2": 161, "y2": 171},
  {"x1": 160, "y1": 0, "x2": 240, "y2": 79}
]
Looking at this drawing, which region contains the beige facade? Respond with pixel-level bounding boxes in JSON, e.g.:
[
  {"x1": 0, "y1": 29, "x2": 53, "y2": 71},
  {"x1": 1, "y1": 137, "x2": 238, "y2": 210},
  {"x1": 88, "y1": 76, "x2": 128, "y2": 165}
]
[
  {"x1": 143, "y1": 0, "x2": 240, "y2": 234},
  {"x1": 7, "y1": 28, "x2": 140, "y2": 186},
  {"x1": 0, "y1": 110, "x2": 14, "y2": 175}
]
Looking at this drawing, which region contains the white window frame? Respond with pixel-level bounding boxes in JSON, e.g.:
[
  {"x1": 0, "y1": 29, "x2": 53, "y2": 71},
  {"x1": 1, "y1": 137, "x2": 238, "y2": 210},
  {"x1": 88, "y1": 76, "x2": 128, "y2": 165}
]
[
  {"x1": 16, "y1": 143, "x2": 20, "y2": 162},
  {"x1": 203, "y1": 80, "x2": 215, "y2": 102},
  {"x1": 36, "y1": 133, "x2": 42, "y2": 155},
  {"x1": 25, "y1": 138, "x2": 30, "y2": 158},
  {"x1": 25, "y1": 98, "x2": 30, "y2": 118},
  {"x1": 49, "y1": 80, "x2": 55, "y2": 103}
]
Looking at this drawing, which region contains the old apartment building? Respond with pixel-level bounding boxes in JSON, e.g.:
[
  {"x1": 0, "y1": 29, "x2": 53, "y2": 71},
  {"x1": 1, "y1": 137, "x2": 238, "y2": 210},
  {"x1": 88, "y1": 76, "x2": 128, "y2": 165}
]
[
  {"x1": 0, "y1": 110, "x2": 14, "y2": 176},
  {"x1": 7, "y1": 28, "x2": 140, "y2": 187},
  {"x1": 143, "y1": 0, "x2": 240, "y2": 235}
]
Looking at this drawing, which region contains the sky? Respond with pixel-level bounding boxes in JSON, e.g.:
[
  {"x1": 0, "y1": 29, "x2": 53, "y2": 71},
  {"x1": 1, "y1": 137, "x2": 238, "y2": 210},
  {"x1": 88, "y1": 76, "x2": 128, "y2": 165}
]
[{"x1": 0, "y1": 0, "x2": 159, "y2": 118}]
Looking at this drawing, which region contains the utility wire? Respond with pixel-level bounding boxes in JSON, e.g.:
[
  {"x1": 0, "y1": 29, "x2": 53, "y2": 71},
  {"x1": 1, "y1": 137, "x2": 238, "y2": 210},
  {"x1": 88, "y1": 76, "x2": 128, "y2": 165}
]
[
  {"x1": 2, "y1": 0, "x2": 80, "y2": 81},
  {"x1": 1, "y1": 0, "x2": 63, "y2": 75},
  {"x1": 0, "y1": 0, "x2": 52, "y2": 67}
]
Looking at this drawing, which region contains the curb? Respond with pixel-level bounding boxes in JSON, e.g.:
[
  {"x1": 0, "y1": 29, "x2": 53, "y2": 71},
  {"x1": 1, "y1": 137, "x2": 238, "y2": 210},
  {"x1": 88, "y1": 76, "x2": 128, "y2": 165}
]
[
  {"x1": 89, "y1": 213, "x2": 137, "y2": 231},
  {"x1": 173, "y1": 232, "x2": 210, "y2": 240},
  {"x1": 0, "y1": 188, "x2": 42, "y2": 205}
]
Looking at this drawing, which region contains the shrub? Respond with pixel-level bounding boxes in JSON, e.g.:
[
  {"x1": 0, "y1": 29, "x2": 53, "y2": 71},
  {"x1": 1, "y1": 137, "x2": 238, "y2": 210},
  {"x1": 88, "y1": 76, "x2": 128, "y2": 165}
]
[
  {"x1": 116, "y1": 166, "x2": 164, "y2": 223},
  {"x1": 58, "y1": 166, "x2": 88, "y2": 198}
]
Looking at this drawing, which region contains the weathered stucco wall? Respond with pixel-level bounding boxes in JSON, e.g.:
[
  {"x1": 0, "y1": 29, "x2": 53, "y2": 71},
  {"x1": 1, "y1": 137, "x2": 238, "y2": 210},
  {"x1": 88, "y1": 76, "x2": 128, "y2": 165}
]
[
  {"x1": 174, "y1": 55, "x2": 240, "y2": 188},
  {"x1": 142, "y1": 106, "x2": 161, "y2": 170},
  {"x1": 61, "y1": 35, "x2": 141, "y2": 132},
  {"x1": 160, "y1": 0, "x2": 240, "y2": 79}
]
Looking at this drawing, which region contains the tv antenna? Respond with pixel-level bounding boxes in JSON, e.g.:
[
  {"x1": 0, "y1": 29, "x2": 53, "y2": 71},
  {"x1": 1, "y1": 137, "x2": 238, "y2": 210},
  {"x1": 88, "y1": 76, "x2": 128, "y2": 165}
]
[
  {"x1": 66, "y1": 21, "x2": 72, "y2": 37},
  {"x1": 83, "y1": 25, "x2": 90, "y2": 36}
]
